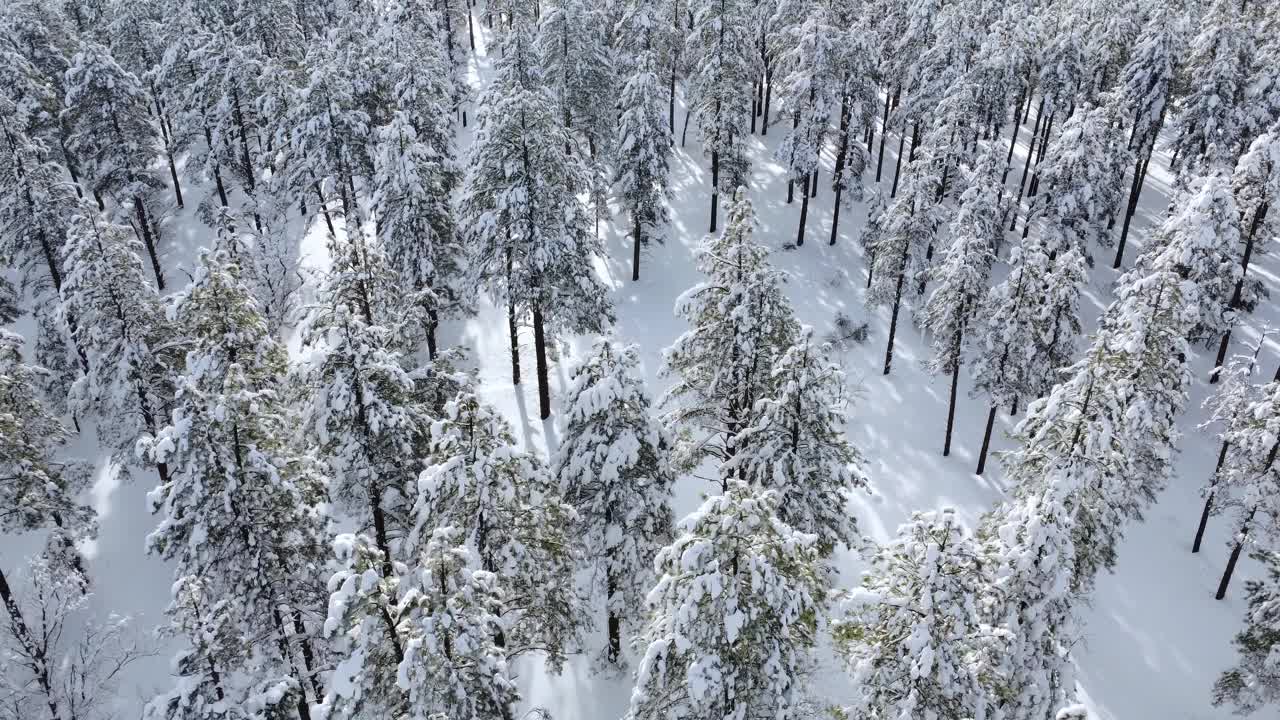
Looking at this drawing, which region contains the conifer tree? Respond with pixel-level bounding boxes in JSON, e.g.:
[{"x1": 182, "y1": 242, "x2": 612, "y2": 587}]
[
  {"x1": 686, "y1": 0, "x2": 758, "y2": 231},
  {"x1": 734, "y1": 326, "x2": 866, "y2": 552},
  {"x1": 614, "y1": 45, "x2": 672, "y2": 282},
  {"x1": 553, "y1": 340, "x2": 674, "y2": 666},
  {"x1": 414, "y1": 392, "x2": 584, "y2": 670},
  {"x1": 59, "y1": 203, "x2": 174, "y2": 486},
  {"x1": 922, "y1": 143, "x2": 1000, "y2": 456},
  {"x1": 661, "y1": 189, "x2": 798, "y2": 487},
  {"x1": 538, "y1": 0, "x2": 616, "y2": 156},
  {"x1": 141, "y1": 247, "x2": 331, "y2": 718},
  {"x1": 834, "y1": 509, "x2": 990, "y2": 720},
  {"x1": 459, "y1": 14, "x2": 613, "y2": 419},
  {"x1": 62, "y1": 41, "x2": 166, "y2": 289},
  {"x1": 625, "y1": 482, "x2": 826, "y2": 720},
  {"x1": 1213, "y1": 550, "x2": 1280, "y2": 715},
  {"x1": 867, "y1": 158, "x2": 942, "y2": 375}
]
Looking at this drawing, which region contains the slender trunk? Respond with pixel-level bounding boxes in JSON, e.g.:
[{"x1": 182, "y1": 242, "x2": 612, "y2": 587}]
[
  {"x1": 810, "y1": 167, "x2": 818, "y2": 198},
  {"x1": 0, "y1": 566, "x2": 63, "y2": 720},
  {"x1": 830, "y1": 188, "x2": 843, "y2": 245},
  {"x1": 1009, "y1": 104, "x2": 1045, "y2": 231},
  {"x1": 907, "y1": 121, "x2": 920, "y2": 162},
  {"x1": 669, "y1": 66, "x2": 677, "y2": 134},
  {"x1": 883, "y1": 254, "x2": 908, "y2": 375},
  {"x1": 796, "y1": 173, "x2": 810, "y2": 246},
  {"x1": 632, "y1": 215, "x2": 642, "y2": 281},
  {"x1": 709, "y1": 150, "x2": 719, "y2": 232},
  {"x1": 875, "y1": 89, "x2": 891, "y2": 182},
  {"x1": 681, "y1": 109, "x2": 691, "y2": 147},
  {"x1": 976, "y1": 406, "x2": 998, "y2": 475},
  {"x1": 468, "y1": 3, "x2": 476, "y2": 49},
  {"x1": 1193, "y1": 441, "x2": 1230, "y2": 553},
  {"x1": 943, "y1": 323, "x2": 964, "y2": 456},
  {"x1": 761, "y1": 65, "x2": 774, "y2": 135},
  {"x1": 1216, "y1": 508, "x2": 1256, "y2": 600},
  {"x1": 889, "y1": 131, "x2": 907, "y2": 198},
  {"x1": 165, "y1": 148, "x2": 184, "y2": 208},
  {"x1": 787, "y1": 178, "x2": 794, "y2": 204},
  {"x1": 1114, "y1": 144, "x2": 1150, "y2": 268},
  {"x1": 606, "y1": 553, "x2": 621, "y2": 663},
  {"x1": 1211, "y1": 202, "x2": 1268, "y2": 381},
  {"x1": 133, "y1": 196, "x2": 165, "y2": 290},
  {"x1": 314, "y1": 183, "x2": 337, "y2": 236},
  {"x1": 231, "y1": 87, "x2": 255, "y2": 192},
  {"x1": 532, "y1": 302, "x2": 551, "y2": 419}
]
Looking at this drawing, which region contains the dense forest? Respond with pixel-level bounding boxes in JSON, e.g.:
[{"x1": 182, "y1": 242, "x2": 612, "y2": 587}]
[{"x1": 2, "y1": 0, "x2": 1280, "y2": 719}]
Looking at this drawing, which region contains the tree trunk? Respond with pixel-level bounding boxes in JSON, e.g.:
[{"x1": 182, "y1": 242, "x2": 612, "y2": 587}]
[
  {"x1": 810, "y1": 168, "x2": 819, "y2": 198},
  {"x1": 709, "y1": 150, "x2": 719, "y2": 232},
  {"x1": 889, "y1": 131, "x2": 907, "y2": 198},
  {"x1": 669, "y1": 66, "x2": 677, "y2": 134},
  {"x1": 976, "y1": 405, "x2": 998, "y2": 475},
  {"x1": 133, "y1": 196, "x2": 165, "y2": 290},
  {"x1": 606, "y1": 566, "x2": 621, "y2": 664},
  {"x1": 1009, "y1": 104, "x2": 1045, "y2": 231},
  {"x1": 231, "y1": 87, "x2": 255, "y2": 192},
  {"x1": 875, "y1": 89, "x2": 891, "y2": 182},
  {"x1": 830, "y1": 187, "x2": 843, "y2": 246},
  {"x1": 315, "y1": 183, "x2": 337, "y2": 237},
  {"x1": 787, "y1": 178, "x2": 794, "y2": 204},
  {"x1": 1216, "y1": 511, "x2": 1253, "y2": 600},
  {"x1": 0, "y1": 566, "x2": 63, "y2": 720},
  {"x1": 907, "y1": 121, "x2": 920, "y2": 163},
  {"x1": 508, "y1": 302, "x2": 520, "y2": 386},
  {"x1": 165, "y1": 147, "x2": 184, "y2": 209},
  {"x1": 1113, "y1": 145, "x2": 1150, "y2": 268},
  {"x1": 883, "y1": 255, "x2": 908, "y2": 375},
  {"x1": 632, "y1": 215, "x2": 642, "y2": 281},
  {"x1": 761, "y1": 65, "x2": 774, "y2": 135},
  {"x1": 796, "y1": 173, "x2": 810, "y2": 246},
  {"x1": 681, "y1": 108, "x2": 691, "y2": 147},
  {"x1": 943, "y1": 324, "x2": 964, "y2": 456},
  {"x1": 532, "y1": 302, "x2": 551, "y2": 420},
  {"x1": 468, "y1": 3, "x2": 476, "y2": 49},
  {"x1": 1193, "y1": 441, "x2": 1230, "y2": 553}
]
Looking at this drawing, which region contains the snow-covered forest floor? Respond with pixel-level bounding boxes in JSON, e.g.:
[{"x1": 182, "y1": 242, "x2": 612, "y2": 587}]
[{"x1": 0, "y1": 13, "x2": 1268, "y2": 720}]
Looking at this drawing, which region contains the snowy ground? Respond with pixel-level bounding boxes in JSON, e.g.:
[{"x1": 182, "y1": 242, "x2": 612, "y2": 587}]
[{"x1": 1, "y1": 19, "x2": 1270, "y2": 720}]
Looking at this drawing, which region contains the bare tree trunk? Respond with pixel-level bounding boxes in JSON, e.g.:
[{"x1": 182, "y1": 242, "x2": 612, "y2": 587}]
[
  {"x1": 533, "y1": 302, "x2": 551, "y2": 419},
  {"x1": 709, "y1": 150, "x2": 719, "y2": 232},
  {"x1": 976, "y1": 406, "x2": 998, "y2": 475},
  {"x1": 133, "y1": 196, "x2": 165, "y2": 290}
]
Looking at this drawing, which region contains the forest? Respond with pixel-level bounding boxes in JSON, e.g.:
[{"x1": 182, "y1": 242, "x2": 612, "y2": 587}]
[{"x1": 1, "y1": 0, "x2": 1279, "y2": 719}]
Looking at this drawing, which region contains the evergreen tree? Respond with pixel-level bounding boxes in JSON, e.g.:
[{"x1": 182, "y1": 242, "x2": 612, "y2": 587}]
[
  {"x1": 833, "y1": 509, "x2": 990, "y2": 720},
  {"x1": 734, "y1": 326, "x2": 867, "y2": 552},
  {"x1": 615, "y1": 45, "x2": 672, "y2": 282},
  {"x1": 1165, "y1": 0, "x2": 1252, "y2": 179},
  {"x1": 459, "y1": 15, "x2": 613, "y2": 420},
  {"x1": 59, "y1": 203, "x2": 174, "y2": 485},
  {"x1": 660, "y1": 189, "x2": 798, "y2": 487},
  {"x1": 538, "y1": 0, "x2": 616, "y2": 156},
  {"x1": 414, "y1": 392, "x2": 584, "y2": 670},
  {"x1": 686, "y1": 0, "x2": 757, "y2": 231},
  {"x1": 625, "y1": 482, "x2": 827, "y2": 720},
  {"x1": 141, "y1": 247, "x2": 331, "y2": 718},
  {"x1": 553, "y1": 340, "x2": 675, "y2": 666},
  {"x1": 1213, "y1": 550, "x2": 1280, "y2": 715},
  {"x1": 62, "y1": 41, "x2": 166, "y2": 289},
  {"x1": 867, "y1": 157, "x2": 942, "y2": 375},
  {"x1": 921, "y1": 143, "x2": 1000, "y2": 456}
]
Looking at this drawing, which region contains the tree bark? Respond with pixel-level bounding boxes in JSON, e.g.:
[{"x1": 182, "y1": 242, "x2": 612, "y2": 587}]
[
  {"x1": 133, "y1": 196, "x2": 165, "y2": 290},
  {"x1": 632, "y1": 215, "x2": 642, "y2": 281},
  {"x1": 1216, "y1": 509, "x2": 1255, "y2": 600},
  {"x1": 976, "y1": 406, "x2": 998, "y2": 475},
  {"x1": 533, "y1": 302, "x2": 551, "y2": 419},
  {"x1": 796, "y1": 172, "x2": 811, "y2": 246},
  {"x1": 1193, "y1": 440, "x2": 1230, "y2": 553},
  {"x1": 710, "y1": 150, "x2": 719, "y2": 232},
  {"x1": 1009, "y1": 103, "x2": 1045, "y2": 231},
  {"x1": 889, "y1": 130, "x2": 907, "y2": 198},
  {"x1": 875, "y1": 89, "x2": 891, "y2": 182},
  {"x1": 943, "y1": 323, "x2": 964, "y2": 456},
  {"x1": 883, "y1": 254, "x2": 908, "y2": 375},
  {"x1": 761, "y1": 65, "x2": 774, "y2": 135},
  {"x1": 1211, "y1": 202, "x2": 1268, "y2": 382},
  {"x1": 1113, "y1": 144, "x2": 1151, "y2": 268},
  {"x1": 508, "y1": 302, "x2": 520, "y2": 385}
]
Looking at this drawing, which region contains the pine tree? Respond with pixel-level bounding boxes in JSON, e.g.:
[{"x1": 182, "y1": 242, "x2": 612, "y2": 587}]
[
  {"x1": 538, "y1": 0, "x2": 616, "y2": 156},
  {"x1": 660, "y1": 189, "x2": 799, "y2": 487},
  {"x1": 625, "y1": 482, "x2": 827, "y2": 720},
  {"x1": 1165, "y1": 0, "x2": 1252, "y2": 179},
  {"x1": 921, "y1": 143, "x2": 1000, "y2": 456},
  {"x1": 553, "y1": 340, "x2": 674, "y2": 665},
  {"x1": 414, "y1": 392, "x2": 584, "y2": 671},
  {"x1": 686, "y1": 0, "x2": 758, "y2": 231},
  {"x1": 61, "y1": 41, "x2": 167, "y2": 289},
  {"x1": 833, "y1": 509, "x2": 990, "y2": 720},
  {"x1": 59, "y1": 203, "x2": 174, "y2": 486},
  {"x1": 1213, "y1": 550, "x2": 1280, "y2": 715},
  {"x1": 614, "y1": 44, "x2": 672, "y2": 282},
  {"x1": 733, "y1": 326, "x2": 867, "y2": 552},
  {"x1": 459, "y1": 15, "x2": 613, "y2": 419},
  {"x1": 141, "y1": 247, "x2": 331, "y2": 719},
  {"x1": 867, "y1": 157, "x2": 942, "y2": 375}
]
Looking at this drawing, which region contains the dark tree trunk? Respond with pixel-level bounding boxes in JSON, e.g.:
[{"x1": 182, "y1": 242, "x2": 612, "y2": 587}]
[
  {"x1": 1009, "y1": 103, "x2": 1045, "y2": 231},
  {"x1": 532, "y1": 302, "x2": 551, "y2": 420},
  {"x1": 810, "y1": 168, "x2": 819, "y2": 198},
  {"x1": 468, "y1": 3, "x2": 475, "y2": 49},
  {"x1": 875, "y1": 89, "x2": 891, "y2": 182},
  {"x1": 710, "y1": 150, "x2": 719, "y2": 232},
  {"x1": 669, "y1": 66, "x2": 677, "y2": 134},
  {"x1": 889, "y1": 131, "x2": 907, "y2": 198},
  {"x1": 1216, "y1": 510, "x2": 1254, "y2": 600},
  {"x1": 830, "y1": 188, "x2": 843, "y2": 245},
  {"x1": 883, "y1": 254, "x2": 908, "y2": 375},
  {"x1": 165, "y1": 148, "x2": 184, "y2": 208},
  {"x1": 787, "y1": 178, "x2": 794, "y2": 204},
  {"x1": 606, "y1": 564, "x2": 621, "y2": 663},
  {"x1": 133, "y1": 196, "x2": 165, "y2": 290},
  {"x1": 907, "y1": 121, "x2": 920, "y2": 163},
  {"x1": 426, "y1": 308, "x2": 439, "y2": 360},
  {"x1": 1114, "y1": 145, "x2": 1151, "y2": 268},
  {"x1": 508, "y1": 302, "x2": 520, "y2": 386},
  {"x1": 231, "y1": 87, "x2": 255, "y2": 192},
  {"x1": 315, "y1": 183, "x2": 337, "y2": 236},
  {"x1": 1211, "y1": 202, "x2": 1268, "y2": 382},
  {"x1": 943, "y1": 323, "x2": 965, "y2": 456},
  {"x1": 632, "y1": 215, "x2": 642, "y2": 281},
  {"x1": 1193, "y1": 441, "x2": 1230, "y2": 553},
  {"x1": 682, "y1": 109, "x2": 691, "y2": 147},
  {"x1": 761, "y1": 65, "x2": 774, "y2": 135},
  {"x1": 976, "y1": 405, "x2": 998, "y2": 475},
  {"x1": 796, "y1": 173, "x2": 811, "y2": 246}
]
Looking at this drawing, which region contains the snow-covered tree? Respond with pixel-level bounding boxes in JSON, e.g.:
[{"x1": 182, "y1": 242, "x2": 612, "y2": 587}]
[
  {"x1": 661, "y1": 189, "x2": 799, "y2": 486},
  {"x1": 867, "y1": 157, "x2": 942, "y2": 375},
  {"x1": 538, "y1": 0, "x2": 616, "y2": 156},
  {"x1": 59, "y1": 203, "x2": 174, "y2": 485},
  {"x1": 459, "y1": 16, "x2": 613, "y2": 419},
  {"x1": 414, "y1": 392, "x2": 583, "y2": 671},
  {"x1": 553, "y1": 340, "x2": 674, "y2": 665},
  {"x1": 625, "y1": 482, "x2": 827, "y2": 720},
  {"x1": 686, "y1": 0, "x2": 758, "y2": 231},
  {"x1": 614, "y1": 46, "x2": 672, "y2": 282},
  {"x1": 141, "y1": 247, "x2": 331, "y2": 716},
  {"x1": 1213, "y1": 550, "x2": 1280, "y2": 715},
  {"x1": 734, "y1": 326, "x2": 867, "y2": 552},
  {"x1": 833, "y1": 509, "x2": 990, "y2": 720},
  {"x1": 921, "y1": 143, "x2": 1000, "y2": 456},
  {"x1": 1165, "y1": 0, "x2": 1252, "y2": 179},
  {"x1": 61, "y1": 40, "x2": 166, "y2": 289}
]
